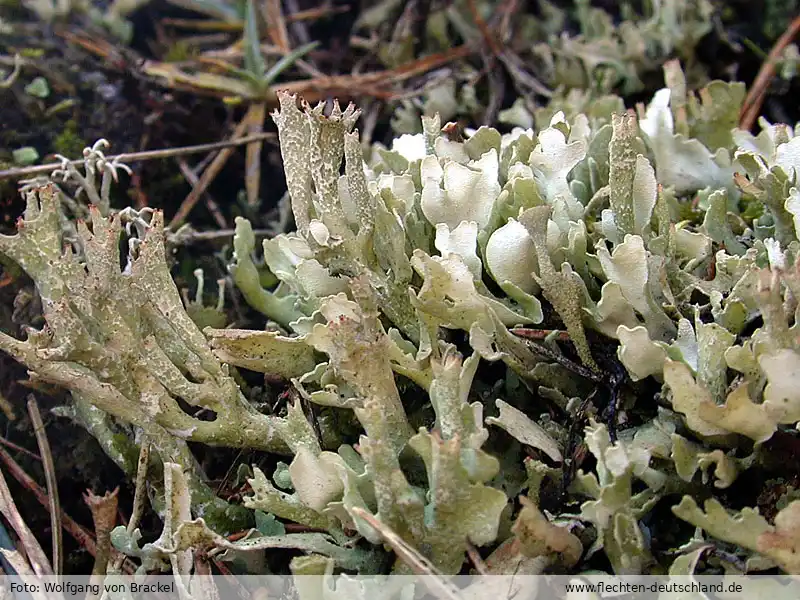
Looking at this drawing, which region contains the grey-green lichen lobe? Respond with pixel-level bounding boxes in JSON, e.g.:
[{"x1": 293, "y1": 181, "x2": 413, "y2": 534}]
[{"x1": 6, "y1": 53, "x2": 800, "y2": 578}]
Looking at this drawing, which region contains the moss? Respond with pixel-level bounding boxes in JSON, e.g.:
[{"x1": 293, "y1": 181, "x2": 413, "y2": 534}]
[
  {"x1": 52, "y1": 120, "x2": 86, "y2": 158},
  {"x1": 741, "y1": 194, "x2": 766, "y2": 222},
  {"x1": 164, "y1": 40, "x2": 196, "y2": 63}
]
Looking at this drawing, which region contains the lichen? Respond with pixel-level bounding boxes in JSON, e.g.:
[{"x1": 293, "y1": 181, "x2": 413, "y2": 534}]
[{"x1": 5, "y1": 57, "x2": 800, "y2": 579}]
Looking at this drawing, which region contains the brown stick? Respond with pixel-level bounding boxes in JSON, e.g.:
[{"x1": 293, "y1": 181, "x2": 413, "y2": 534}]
[
  {"x1": 263, "y1": 0, "x2": 291, "y2": 53},
  {"x1": 0, "y1": 445, "x2": 98, "y2": 557},
  {"x1": 0, "y1": 446, "x2": 134, "y2": 576},
  {"x1": 243, "y1": 102, "x2": 267, "y2": 209},
  {"x1": 0, "y1": 457, "x2": 52, "y2": 575},
  {"x1": 740, "y1": 14, "x2": 800, "y2": 130},
  {"x1": 0, "y1": 435, "x2": 41, "y2": 462},
  {"x1": 466, "y1": 0, "x2": 502, "y2": 57},
  {"x1": 160, "y1": 4, "x2": 349, "y2": 30},
  {"x1": 0, "y1": 133, "x2": 275, "y2": 181},
  {"x1": 26, "y1": 395, "x2": 62, "y2": 576},
  {"x1": 176, "y1": 159, "x2": 228, "y2": 229},
  {"x1": 510, "y1": 328, "x2": 571, "y2": 342},
  {"x1": 169, "y1": 116, "x2": 251, "y2": 228},
  {"x1": 465, "y1": 540, "x2": 490, "y2": 575}
]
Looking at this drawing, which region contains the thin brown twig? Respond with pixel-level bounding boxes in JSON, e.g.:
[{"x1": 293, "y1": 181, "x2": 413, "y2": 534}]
[
  {"x1": 169, "y1": 115, "x2": 251, "y2": 228},
  {"x1": 349, "y1": 506, "x2": 462, "y2": 600},
  {"x1": 176, "y1": 159, "x2": 228, "y2": 229},
  {"x1": 0, "y1": 435, "x2": 42, "y2": 462},
  {"x1": 225, "y1": 530, "x2": 250, "y2": 542},
  {"x1": 465, "y1": 540, "x2": 490, "y2": 575},
  {"x1": 0, "y1": 446, "x2": 98, "y2": 560},
  {"x1": 466, "y1": 0, "x2": 502, "y2": 58},
  {"x1": 282, "y1": 523, "x2": 327, "y2": 533},
  {"x1": 198, "y1": 44, "x2": 323, "y2": 78},
  {"x1": 286, "y1": 2, "x2": 350, "y2": 23},
  {"x1": 0, "y1": 133, "x2": 276, "y2": 181},
  {"x1": 243, "y1": 102, "x2": 267, "y2": 209},
  {"x1": 140, "y1": 42, "x2": 473, "y2": 104},
  {"x1": 0, "y1": 455, "x2": 53, "y2": 576},
  {"x1": 55, "y1": 29, "x2": 129, "y2": 72},
  {"x1": 273, "y1": 44, "x2": 473, "y2": 101},
  {"x1": 386, "y1": 1, "x2": 418, "y2": 64},
  {"x1": 170, "y1": 227, "x2": 274, "y2": 243},
  {"x1": 484, "y1": 63, "x2": 505, "y2": 126},
  {"x1": 26, "y1": 395, "x2": 62, "y2": 577},
  {"x1": 285, "y1": 0, "x2": 312, "y2": 45},
  {"x1": 740, "y1": 14, "x2": 800, "y2": 130},
  {"x1": 496, "y1": 0, "x2": 522, "y2": 43},
  {"x1": 159, "y1": 18, "x2": 243, "y2": 32},
  {"x1": 511, "y1": 328, "x2": 571, "y2": 342},
  {"x1": 498, "y1": 50, "x2": 553, "y2": 97},
  {"x1": 263, "y1": 0, "x2": 291, "y2": 53},
  {"x1": 158, "y1": 2, "x2": 347, "y2": 31}
]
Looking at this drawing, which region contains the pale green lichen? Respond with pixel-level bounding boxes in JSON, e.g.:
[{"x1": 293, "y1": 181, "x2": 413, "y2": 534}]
[{"x1": 6, "y1": 57, "x2": 800, "y2": 579}]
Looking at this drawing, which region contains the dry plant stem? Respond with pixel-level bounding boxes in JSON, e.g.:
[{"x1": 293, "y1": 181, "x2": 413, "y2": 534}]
[
  {"x1": 244, "y1": 102, "x2": 267, "y2": 208},
  {"x1": 348, "y1": 507, "x2": 432, "y2": 574},
  {"x1": 350, "y1": 510, "x2": 461, "y2": 600},
  {"x1": 496, "y1": 0, "x2": 522, "y2": 42},
  {"x1": 511, "y1": 328, "x2": 571, "y2": 342},
  {"x1": 211, "y1": 559, "x2": 252, "y2": 600},
  {"x1": 0, "y1": 446, "x2": 98, "y2": 560},
  {"x1": 0, "y1": 133, "x2": 276, "y2": 181},
  {"x1": 263, "y1": 0, "x2": 291, "y2": 53},
  {"x1": 169, "y1": 116, "x2": 251, "y2": 227},
  {"x1": 0, "y1": 457, "x2": 53, "y2": 576},
  {"x1": 315, "y1": 45, "x2": 472, "y2": 88},
  {"x1": 176, "y1": 159, "x2": 228, "y2": 228},
  {"x1": 499, "y1": 50, "x2": 553, "y2": 97},
  {"x1": 160, "y1": 2, "x2": 347, "y2": 31},
  {"x1": 286, "y1": 2, "x2": 349, "y2": 25},
  {"x1": 142, "y1": 44, "x2": 472, "y2": 104},
  {"x1": 483, "y1": 65, "x2": 505, "y2": 126},
  {"x1": 466, "y1": 0, "x2": 502, "y2": 58},
  {"x1": 160, "y1": 19, "x2": 244, "y2": 31},
  {"x1": 740, "y1": 14, "x2": 800, "y2": 130},
  {"x1": 465, "y1": 540, "x2": 490, "y2": 575},
  {"x1": 172, "y1": 228, "x2": 274, "y2": 243},
  {"x1": 26, "y1": 395, "x2": 61, "y2": 578},
  {"x1": 286, "y1": 0, "x2": 312, "y2": 44},
  {"x1": 55, "y1": 29, "x2": 129, "y2": 71},
  {"x1": 0, "y1": 436, "x2": 41, "y2": 462}
]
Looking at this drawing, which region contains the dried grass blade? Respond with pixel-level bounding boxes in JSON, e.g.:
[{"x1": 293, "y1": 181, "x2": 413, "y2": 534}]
[
  {"x1": 263, "y1": 0, "x2": 291, "y2": 52},
  {"x1": 244, "y1": 102, "x2": 267, "y2": 209},
  {"x1": 349, "y1": 507, "x2": 461, "y2": 600},
  {"x1": 0, "y1": 446, "x2": 97, "y2": 559},
  {"x1": 26, "y1": 396, "x2": 61, "y2": 577},
  {"x1": 169, "y1": 116, "x2": 250, "y2": 228},
  {"x1": 0, "y1": 460, "x2": 53, "y2": 575}
]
